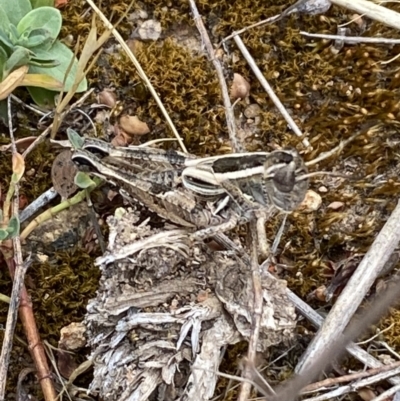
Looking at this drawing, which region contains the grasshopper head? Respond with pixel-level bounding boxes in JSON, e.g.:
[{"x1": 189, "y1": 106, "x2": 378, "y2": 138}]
[{"x1": 263, "y1": 149, "x2": 309, "y2": 211}]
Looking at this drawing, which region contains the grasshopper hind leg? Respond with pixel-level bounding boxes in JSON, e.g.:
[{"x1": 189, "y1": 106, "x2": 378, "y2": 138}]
[{"x1": 190, "y1": 214, "x2": 239, "y2": 242}]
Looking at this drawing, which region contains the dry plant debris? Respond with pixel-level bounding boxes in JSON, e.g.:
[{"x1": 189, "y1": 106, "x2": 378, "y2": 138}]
[
  {"x1": 51, "y1": 149, "x2": 78, "y2": 199},
  {"x1": 85, "y1": 208, "x2": 296, "y2": 400}
]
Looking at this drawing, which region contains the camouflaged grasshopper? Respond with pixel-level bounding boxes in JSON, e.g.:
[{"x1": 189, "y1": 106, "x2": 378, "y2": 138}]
[{"x1": 70, "y1": 135, "x2": 309, "y2": 247}]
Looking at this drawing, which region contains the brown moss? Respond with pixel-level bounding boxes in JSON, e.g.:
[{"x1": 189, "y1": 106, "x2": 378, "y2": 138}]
[
  {"x1": 1, "y1": 0, "x2": 400, "y2": 395},
  {"x1": 64, "y1": 0, "x2": 400, "y2": 353},
  {"x1": 29, "y1": 249, "x2": 100, "y2": 343}
]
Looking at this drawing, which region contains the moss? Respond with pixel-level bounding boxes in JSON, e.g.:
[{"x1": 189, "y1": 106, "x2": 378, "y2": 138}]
[
  {"x1": 29, "y1": 249, "x2": 100, "y2": 343},
  {"x1": 1, "y1": 0, "x2": 400, "y2": 396},
  {"x1": 54, "y1": 0, "x2": 400, "y2": 363}
]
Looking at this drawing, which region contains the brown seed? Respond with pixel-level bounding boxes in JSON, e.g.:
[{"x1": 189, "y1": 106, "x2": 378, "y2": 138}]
[
  {"x1": 98, "y1": 89, "x2": 117, "y2": 108},
  {"x1": 119, "y1": 115, "x2": 150, "y2": 136}
]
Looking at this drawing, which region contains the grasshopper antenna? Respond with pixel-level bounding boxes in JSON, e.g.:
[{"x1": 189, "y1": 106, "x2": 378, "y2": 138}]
[{"x1": 305, "y1": 125, "x2": 379, "y2": 167}]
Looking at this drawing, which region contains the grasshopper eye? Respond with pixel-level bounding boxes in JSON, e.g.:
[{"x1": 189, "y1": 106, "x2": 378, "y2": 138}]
[
  {"x1": 273, "y1": 162, "x2": 296, "y2": 193},
  {"x1": 264, "y1": 149, "x2": 298, "y2": 192}
]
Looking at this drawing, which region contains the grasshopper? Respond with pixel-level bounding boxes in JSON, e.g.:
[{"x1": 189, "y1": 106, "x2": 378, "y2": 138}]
[{"x1": 70, "y1": 136, "x2": 309, "y2": 252}]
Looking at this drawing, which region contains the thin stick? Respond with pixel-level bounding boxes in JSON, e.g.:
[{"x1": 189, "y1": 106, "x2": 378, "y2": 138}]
[
  {"x1": 237, "y1": 222, "x2": 266, "y2": 401},
  {"x1": 301, "y1": 364, "x2": 400, "y2": 401},
  {"x1": 377, "y1": 340, "x2": 400, "y2": 360},
  {"x1": 270, "y1": 274, "x2": 400, "y2": 401},
  {"x1": 330, "y1": 0, "x2": 400, "y2": 31},
  {"x1": 221, "y1": 14, "x2": 281, "y2": 45},
  {"x1": 188, "y1": 0, "x2": 242, "y2": 153},
  {"x1": 296, "y1": 199, "x2": 400, "y2": 374},
  {"x1": 218, "y1": 233, "x2": 400, "y2": 386},
  {"x1": 19, "y1": 188, "x2": 59, "y2": 224},
  {"x1": 86, "y1": 0, "x2": 187, "y2": 153},
  {"x1": 301, "y1": 31, "x2": 400, "y2": 44},
  {"x1": 305, "y1": 126, "x2": 375, "y2": 167},
  {"x1": 301, "y1": 360, "x2": 400, "y2": 394},
  {"x1": 221, "y1": 0, "x2": 321, "y2": 45},
  {"x1": 286, "y1": 285, "x2": 400, "y2": 385},
  {"x1": 0, "y1": 96, "x2": 24, "y2": 398},
  {"x1": 0, "y1": 259, "x2": 31, "y2": 399},
  {"x1": 0, "y1": 97, "x2": 57, "y2": 401},
  {"x1": 372, "y1": 381, "x2": 400, "y2": 401},
  {"x1": 22, "y1": 88, "x2": 95, "y2": 158},
  {"x1": 233, "y1": 35, "x2": 310, "y2": 148},
  {"x1": 10, "y1": 94, "x2": 46, "y2": 116}
]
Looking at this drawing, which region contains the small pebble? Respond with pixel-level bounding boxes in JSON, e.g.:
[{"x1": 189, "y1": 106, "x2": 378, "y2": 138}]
[
  {"x1": 299, "y1": 190, "x2": 322, "y2": 212},
  {"x1": 244, "y1": 104, "x2": 261, "y2": 118},
  {"x1": 327, "y1": 201, "x2": 344, "y2": 210}
]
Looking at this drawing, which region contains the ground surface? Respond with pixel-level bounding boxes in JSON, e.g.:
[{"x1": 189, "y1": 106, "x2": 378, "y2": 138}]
[{"x1": 1, "y1": 0, "x2": 400, "y2": 399}]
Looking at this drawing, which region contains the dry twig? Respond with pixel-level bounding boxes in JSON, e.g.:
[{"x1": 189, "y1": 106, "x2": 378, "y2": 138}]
[
  {"x1": 270, "y1": 273, "x2": 400, "y2": 401},
  {"x1": 188, "y1": 0, "x2": 242, "y2": 153},
  {"x1": 22, "y1": 88, "x2": 95, "y2": 158},
  {"x1": 233, "y1": 35, "x2": 310, "y2": 148},
  {"x1": 287, "y1": 285, "x2": 400, "y2": 385},
  {"x1": 301, "y1": 363, "x2": 400, "y2": 401},
  {"x1": 301, "y1": 31, "x2": 400, "y2": 44},
  {"x1": 19, "y1": 188, "x2": 59, "y2": 224},
  {"x1": 0, "y1": 97, "x2": 56, "y2": 401},
  {"x1": 86, "y1": 0, "x2": 187, "y2": 153},
  {"x1": 296, "y1": 200, "x2": 400, "y2": 374},
  {"x1": 237, "y1": 222, "x2": 266, "y2": 401},
  {"x1": 330, "y1": 0, "x2": 400, "y2": 31},
  {"x1": 302, "y1": 360, "x2": 400, "y2": 393}
]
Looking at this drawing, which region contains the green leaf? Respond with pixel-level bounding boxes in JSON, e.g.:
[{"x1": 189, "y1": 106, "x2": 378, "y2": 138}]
[
  {"x1": 8, "y1": 25, "x2": 20, "y2": 45},
  {"x1": 17, "y1": 7, "x2": 61, "y2": 43},
  {"x1": 0, "y1": 228, "x2": 8, "y2": 240},
  {"x1": 29, "y1": 47, "x2": 58, "y2": 61},
  {"x1": 3, "y1": 46, "x2": 30, "y2": 77},
  {"x1": 74, "y1": 172, "x2": 95, "y2": 189},
  {"x1": 17, "y1": 27, "x2": 52, "y2": 49},
  {"x1": 26, "y1": 86, "x2": 56, "y2": 107},
  {"x1": 0, "y1": 6, "x2": 11, "y2": 34},
  {"x1": 28, "y1": 40, "x2": 87, "y2": 93},
  {"x1": 29, "y1": 42, "x2": 60, "y2": 66},
  {"x1": 67, "y1": 128, "x2": 84, "y2": 149},
  {"x1": 29, "y1": 58, "x2": 59, "y2": 68},
  {"x1": 0, "y1": 46, "x2": 7, "y2": 80},
  {"x1": 0, "y1": 29, "x2": 14, "y2": 52},
  {"x1": 30, "y1": 0, "x2": 54, "y2": 8},
  {"x1": 6, "y1": 216, "x2": 20, "y2": 237},
  {"x1": 0, "y1": 0, "x2": 31, "y2": 27}
]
